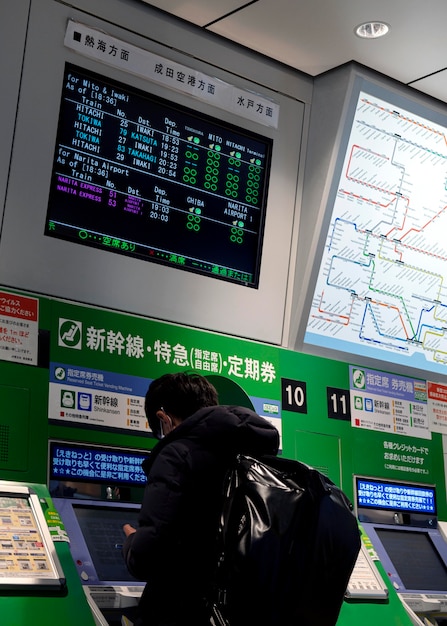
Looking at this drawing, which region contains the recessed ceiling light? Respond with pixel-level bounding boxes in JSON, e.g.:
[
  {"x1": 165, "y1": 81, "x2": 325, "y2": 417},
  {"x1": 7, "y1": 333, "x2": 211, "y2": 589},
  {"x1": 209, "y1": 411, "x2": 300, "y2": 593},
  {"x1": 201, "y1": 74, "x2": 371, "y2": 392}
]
[{"x1": 355, "y1": 21, "x2": 390, "y2": 39}]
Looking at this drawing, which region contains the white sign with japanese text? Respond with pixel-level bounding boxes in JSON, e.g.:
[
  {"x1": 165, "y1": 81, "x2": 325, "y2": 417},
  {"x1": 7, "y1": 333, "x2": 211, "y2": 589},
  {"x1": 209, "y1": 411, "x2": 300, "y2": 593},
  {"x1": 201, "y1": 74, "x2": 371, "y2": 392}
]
[
  {"x1": 427, "y1": 381, "x2": 447, "y2": 434},
  {"x1": 64, "y1": 20, "x2": 279, "y2": 128},
  {"x1": 0, "y1": 291, "x2": 39, "y2": 365},
  {"x1": 350, "y1": 366, "x2": 430, "y2": 439},
  {"x1": 49, "y1": 363, "x2": 149, "y2": 432}
]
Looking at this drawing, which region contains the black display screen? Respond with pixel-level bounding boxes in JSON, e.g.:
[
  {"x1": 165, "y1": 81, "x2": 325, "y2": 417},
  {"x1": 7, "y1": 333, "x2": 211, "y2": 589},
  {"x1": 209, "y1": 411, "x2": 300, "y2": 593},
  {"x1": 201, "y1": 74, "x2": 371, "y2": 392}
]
[
  {"x1": 73, "y1": 504, "x2": 140, "y2": 582},
  {"x1": 376, "y1": 528, "x2": 447, "y2": 592},
  {"x1": 45, "y1": 63, "x2": 273, "y2": 287}
]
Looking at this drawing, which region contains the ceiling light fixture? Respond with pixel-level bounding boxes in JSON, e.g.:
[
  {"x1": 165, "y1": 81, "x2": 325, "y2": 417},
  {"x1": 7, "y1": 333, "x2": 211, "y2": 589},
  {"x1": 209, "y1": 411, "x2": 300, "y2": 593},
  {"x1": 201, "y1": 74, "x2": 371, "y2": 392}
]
[{"x1": 355, "y1": 21, "x2": 390, "y2": 39}]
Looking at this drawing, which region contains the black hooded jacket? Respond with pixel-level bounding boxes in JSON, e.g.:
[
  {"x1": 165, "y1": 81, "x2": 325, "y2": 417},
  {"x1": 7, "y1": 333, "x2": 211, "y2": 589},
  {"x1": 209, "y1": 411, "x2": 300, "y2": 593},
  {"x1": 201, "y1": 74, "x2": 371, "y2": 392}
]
[{"x1": 122, "y1": 404, "x2": 279, "y2": 626}]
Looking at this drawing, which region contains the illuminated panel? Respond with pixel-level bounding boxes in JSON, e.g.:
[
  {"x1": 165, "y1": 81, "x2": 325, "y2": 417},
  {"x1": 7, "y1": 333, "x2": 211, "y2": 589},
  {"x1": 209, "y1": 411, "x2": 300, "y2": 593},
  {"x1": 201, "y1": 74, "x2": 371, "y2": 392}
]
[
  {"x1": 356, "y1": 476, "x2": 436, "y2": 515},
  {"x1": 305, "y1": 86, "x2": 447, "y2": 375},
  {"x1": 45, "y1": 63, "x2": 272, "y2": 288},
  {"x1": 48, "y1": 441, "x2": 147, "y2": 488}
]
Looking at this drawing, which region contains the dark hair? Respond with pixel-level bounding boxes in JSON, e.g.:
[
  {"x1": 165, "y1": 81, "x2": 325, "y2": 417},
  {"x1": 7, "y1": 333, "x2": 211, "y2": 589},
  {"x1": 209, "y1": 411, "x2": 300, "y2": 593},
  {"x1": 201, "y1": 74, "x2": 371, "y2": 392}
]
[{"x1": 145, "y1": 372, "x2": 218, "y2": 438}]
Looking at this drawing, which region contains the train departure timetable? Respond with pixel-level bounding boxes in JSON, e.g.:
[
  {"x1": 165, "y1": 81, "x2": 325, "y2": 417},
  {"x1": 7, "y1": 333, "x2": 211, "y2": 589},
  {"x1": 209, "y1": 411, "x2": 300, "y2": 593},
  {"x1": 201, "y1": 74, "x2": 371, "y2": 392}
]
[{"x1": 45, "y1": 64, "x2": 273, "y2": 287}]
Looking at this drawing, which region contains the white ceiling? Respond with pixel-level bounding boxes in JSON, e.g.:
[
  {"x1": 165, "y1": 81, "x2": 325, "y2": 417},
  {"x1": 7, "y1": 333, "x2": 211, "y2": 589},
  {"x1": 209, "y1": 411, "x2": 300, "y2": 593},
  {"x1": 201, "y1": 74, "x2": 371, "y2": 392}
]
[{"x1": 139, "y1": 0, "x2": 447, "y2": 104}]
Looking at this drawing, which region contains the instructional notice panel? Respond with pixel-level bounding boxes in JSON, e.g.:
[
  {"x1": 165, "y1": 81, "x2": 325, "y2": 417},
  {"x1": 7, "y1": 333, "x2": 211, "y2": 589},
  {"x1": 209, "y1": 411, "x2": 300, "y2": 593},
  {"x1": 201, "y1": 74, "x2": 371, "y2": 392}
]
[
  {"x1": 0, "y1": 496, "x2": 53, "y2": 578},
  {"x1": 0, "y1": 486, "x2": 65, "y2": 589}
]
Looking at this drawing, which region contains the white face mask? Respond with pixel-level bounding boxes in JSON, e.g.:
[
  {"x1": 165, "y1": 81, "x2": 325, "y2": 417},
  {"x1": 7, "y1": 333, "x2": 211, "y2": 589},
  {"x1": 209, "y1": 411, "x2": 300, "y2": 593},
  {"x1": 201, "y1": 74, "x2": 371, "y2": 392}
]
[{"x1": 159, "y1": 407, "x2": 174, "y2": 438}]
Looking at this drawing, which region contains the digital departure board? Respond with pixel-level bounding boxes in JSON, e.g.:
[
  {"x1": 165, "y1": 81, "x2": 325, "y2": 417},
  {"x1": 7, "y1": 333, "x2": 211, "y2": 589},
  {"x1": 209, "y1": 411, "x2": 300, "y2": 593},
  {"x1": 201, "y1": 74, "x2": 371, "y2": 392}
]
[{"x1": 45, "y1": 63, "x2": 272, "y2": 287}]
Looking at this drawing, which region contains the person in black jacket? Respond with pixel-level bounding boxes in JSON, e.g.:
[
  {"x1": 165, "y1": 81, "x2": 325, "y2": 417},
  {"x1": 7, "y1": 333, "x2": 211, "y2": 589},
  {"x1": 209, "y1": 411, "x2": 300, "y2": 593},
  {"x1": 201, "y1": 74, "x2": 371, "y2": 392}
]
[{"x1": 122, "y1": 371, "x2": 279, "y2": 626}]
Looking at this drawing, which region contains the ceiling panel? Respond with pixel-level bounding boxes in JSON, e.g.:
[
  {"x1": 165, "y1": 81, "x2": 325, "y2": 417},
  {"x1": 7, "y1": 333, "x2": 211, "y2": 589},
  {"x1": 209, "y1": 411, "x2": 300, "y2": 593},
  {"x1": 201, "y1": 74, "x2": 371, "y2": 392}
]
[
  {"x1": 409, "y1": 70, "x2": 447, "y2": 105},
  {"x1": 139, "y1": 0, "x2": 249, "y2": 27},
  {"x1": 207, "y1": 0, "x2": 445, "y2": 80},
  {"x1": 139, "y1": 0, "x2": 447, "y2": 105}
]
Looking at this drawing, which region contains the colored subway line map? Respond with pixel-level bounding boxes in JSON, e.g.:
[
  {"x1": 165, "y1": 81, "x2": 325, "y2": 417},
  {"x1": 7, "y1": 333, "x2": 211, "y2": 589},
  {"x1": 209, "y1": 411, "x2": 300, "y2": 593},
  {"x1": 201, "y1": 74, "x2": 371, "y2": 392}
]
[{"x1": 306, "y1": 90, "x2": 447, "y2": 374}]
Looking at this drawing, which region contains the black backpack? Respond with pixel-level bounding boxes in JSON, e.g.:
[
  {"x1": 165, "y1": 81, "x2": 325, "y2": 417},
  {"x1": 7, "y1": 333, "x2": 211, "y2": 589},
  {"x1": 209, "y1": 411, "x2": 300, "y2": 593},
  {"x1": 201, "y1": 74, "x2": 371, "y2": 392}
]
[{"x1": 208, "y1": 454, "x2": 361, "y2": 626}]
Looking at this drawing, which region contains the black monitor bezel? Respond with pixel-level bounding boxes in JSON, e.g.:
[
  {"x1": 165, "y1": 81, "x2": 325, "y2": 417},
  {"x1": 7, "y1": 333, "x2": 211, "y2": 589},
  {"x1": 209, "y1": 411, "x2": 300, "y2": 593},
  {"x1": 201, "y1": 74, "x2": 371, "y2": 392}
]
[{"x1": 44, "y1": 62, "x2": 273, "y2": 289}]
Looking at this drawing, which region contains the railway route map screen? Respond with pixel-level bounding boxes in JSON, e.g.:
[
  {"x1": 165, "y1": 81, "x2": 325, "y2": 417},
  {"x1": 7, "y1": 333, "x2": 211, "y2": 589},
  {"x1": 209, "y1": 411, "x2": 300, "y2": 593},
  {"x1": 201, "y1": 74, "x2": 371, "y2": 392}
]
[{"x1": 305, "y1": 88, "x2": 447, "y2": 376}]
